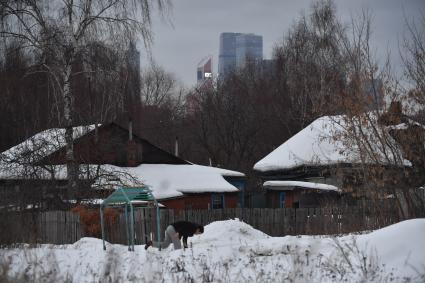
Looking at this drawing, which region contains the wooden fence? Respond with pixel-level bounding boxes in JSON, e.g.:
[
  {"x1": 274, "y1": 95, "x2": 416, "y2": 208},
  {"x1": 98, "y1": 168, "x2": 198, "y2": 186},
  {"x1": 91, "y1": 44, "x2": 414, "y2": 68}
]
[
  {"x1": 0, "y1": 203, "x2": 403, "y2": 246},
  {"x1": 0, "y1": 210, "x2": 81, "y2": 246},
  {"x1": 104, "y1": 201, "x2": 400, "y2": 245}
]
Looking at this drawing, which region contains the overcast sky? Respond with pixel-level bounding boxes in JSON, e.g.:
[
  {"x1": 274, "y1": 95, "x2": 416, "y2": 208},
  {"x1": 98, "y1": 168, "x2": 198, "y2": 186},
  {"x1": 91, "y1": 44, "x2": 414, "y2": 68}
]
[{"x1": 143, "y1": 0, "x2": 424, "y2": 87}]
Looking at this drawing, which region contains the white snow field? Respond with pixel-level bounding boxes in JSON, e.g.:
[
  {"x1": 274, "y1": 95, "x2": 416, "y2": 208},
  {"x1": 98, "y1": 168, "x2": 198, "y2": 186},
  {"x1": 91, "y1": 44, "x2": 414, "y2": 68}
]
[{"x1": 1, "y1": 219, "x2": 424, "y2": 282}]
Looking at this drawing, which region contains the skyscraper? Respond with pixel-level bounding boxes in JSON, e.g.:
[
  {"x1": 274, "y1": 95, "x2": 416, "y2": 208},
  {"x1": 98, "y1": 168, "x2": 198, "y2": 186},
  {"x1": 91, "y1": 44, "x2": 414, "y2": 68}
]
[
  {"x1": 125, "y1": 41, "x2": 141, "y2": 100},
  {"x1": 218, "y1": 32, "x2": 241, "y2": 77},
  {"x1": 235, "y1": 33, "x2": 263, "y2": 69},
  {"x1": 218, "y1": 32, "x2": 263, "y2": 77},
  {"x1": 197, "y1": 56, "x2": 213, "y2": 84}
]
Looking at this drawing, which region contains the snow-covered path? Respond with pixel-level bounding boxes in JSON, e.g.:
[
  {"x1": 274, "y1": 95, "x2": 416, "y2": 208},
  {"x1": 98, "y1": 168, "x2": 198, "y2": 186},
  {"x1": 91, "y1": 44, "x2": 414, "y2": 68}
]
[{"x1": 1, "y1": 219, "x2": 424, "y2": 282}]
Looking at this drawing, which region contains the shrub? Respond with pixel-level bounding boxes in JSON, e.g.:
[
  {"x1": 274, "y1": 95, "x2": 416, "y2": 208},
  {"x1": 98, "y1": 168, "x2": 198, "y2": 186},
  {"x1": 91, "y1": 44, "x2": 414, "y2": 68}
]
[{"x1": 71, "y1": 205, "x2": 118, "y2": 237}]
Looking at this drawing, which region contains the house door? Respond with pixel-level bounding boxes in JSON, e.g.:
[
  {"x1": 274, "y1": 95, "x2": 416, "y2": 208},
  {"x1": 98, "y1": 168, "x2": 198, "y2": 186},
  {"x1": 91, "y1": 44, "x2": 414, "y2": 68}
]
[{"x1": 279, "y1": 192, "x2": 286, "y2": 208}]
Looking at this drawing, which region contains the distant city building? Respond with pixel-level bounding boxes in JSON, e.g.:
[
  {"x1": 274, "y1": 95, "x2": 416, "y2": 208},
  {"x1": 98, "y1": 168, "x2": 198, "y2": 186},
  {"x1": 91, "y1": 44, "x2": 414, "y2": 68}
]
[
  {"x1": 257, "y1": 59, "x2": 276, "y2": 77},
  {"x1": 218, "y1": 32, "x2": 263, "y2": 77},
  {"x1": 218, "y1": 32, "x2": 241, "y2": 76},
  {"x1": 126, "y1": 41, "x2": 140, "y2": 76},
  {"x1": 197, "y1": 56, "x2": 213, "y2": 84},
  {"x1": 262, "y1": 59, "x2": 275, "y2": 69},
  {"x1": 125, "y1": 41, "x2": 141, "y2": 100},
  {"x1": 235, "y1": 33, "x2": 263, "y2": 69}
]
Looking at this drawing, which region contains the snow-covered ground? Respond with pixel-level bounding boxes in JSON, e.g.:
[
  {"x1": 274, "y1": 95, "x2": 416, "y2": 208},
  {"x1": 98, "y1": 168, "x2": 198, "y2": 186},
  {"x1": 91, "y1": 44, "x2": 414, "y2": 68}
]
[{"x1": 1, "y1": 219, "x2": 424, "y2": 282}]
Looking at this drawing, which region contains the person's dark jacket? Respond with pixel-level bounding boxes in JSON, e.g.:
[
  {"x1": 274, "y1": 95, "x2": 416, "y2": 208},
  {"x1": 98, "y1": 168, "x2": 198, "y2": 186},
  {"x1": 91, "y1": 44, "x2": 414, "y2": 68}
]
[{"x1": 171, "y1": 221, "x2": 201, "y2": 248}]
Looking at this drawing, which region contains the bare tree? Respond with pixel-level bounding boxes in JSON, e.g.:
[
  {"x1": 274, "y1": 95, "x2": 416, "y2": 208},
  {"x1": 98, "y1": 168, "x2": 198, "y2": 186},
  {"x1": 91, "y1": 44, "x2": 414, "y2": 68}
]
[
  {"x1": 273, "y1": 0, "x2": 347, "y2": 129},
  {"x1": 140, "y1": 61, "x2": 177, "y2": 107},
  {"x1": 328, "y1": 9, "x2": 425, "y2": 218},
  {"x1": 402, "y1": 12, "x2": 425, "y2": 120},
  {"x1": 185, "y1": 61, "x2": 287, "y2": 174},
  {"x1": 270, "y1": 1, "x2": 423, "y2": 217},
  {"x1": 74, "y1": 42, "x2": 128, "y2": 124},
  {"x1": 0, "y1": 0, "x2": 170, "y2": 197},
  {"x1": 125, "y1": 60, "x2": 187, "y2": 155}
]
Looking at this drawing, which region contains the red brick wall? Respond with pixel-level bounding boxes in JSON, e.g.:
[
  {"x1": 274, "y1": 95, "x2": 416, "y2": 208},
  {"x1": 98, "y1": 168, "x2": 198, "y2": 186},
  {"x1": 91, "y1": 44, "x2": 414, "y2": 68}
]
[{"x1": 160, "y1": 193, "x2": 239, "y2": 210}]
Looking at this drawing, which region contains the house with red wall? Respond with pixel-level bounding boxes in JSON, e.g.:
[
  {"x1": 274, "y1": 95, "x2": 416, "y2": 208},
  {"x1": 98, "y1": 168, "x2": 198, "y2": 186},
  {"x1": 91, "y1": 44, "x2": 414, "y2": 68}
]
[{"x1": 0, "y1": 122, "x2": 245, "y2": 210}]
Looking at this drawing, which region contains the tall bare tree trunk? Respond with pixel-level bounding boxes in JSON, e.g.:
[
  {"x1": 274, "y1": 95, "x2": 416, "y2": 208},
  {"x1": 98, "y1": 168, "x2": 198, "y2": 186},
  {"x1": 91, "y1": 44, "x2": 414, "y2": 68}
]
[
  {"x1": 64, "y1": 2, "x2": 78, "y2": 200},
  {"x1": 63, "y1": 64, "x2": 78, "y2": 199}
]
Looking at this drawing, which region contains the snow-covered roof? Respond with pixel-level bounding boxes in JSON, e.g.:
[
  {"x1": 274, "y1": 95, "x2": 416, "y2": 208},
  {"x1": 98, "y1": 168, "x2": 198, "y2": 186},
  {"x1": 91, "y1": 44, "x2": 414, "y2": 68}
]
[
  {"x1": 254, "y1": 115, "x2": 409, "y2": 173},
  {"x1": 263, "y1": 180, "x2": 340, "y2": 192},
  {"x1": 0, "y1": 125, "x2": 97, "y2": 165},
  {"x1": 0, "y1": 162, "x2": 244, "y2": 200},
  {"x1": 0, "y1": 125, "x2": 97, "y2": 180},
  {"x1": 254, "y1": 116, "x2": 350, "y2": 172},
  {"x1": 0, "y1": 123, "x2": 245, "y2": 200},
  {"x1": 386, "y1": 120, "x2": 425, "y2": 131},
  {"x1": 114, "y1": 164, "x2": 244, "y2": 199}
]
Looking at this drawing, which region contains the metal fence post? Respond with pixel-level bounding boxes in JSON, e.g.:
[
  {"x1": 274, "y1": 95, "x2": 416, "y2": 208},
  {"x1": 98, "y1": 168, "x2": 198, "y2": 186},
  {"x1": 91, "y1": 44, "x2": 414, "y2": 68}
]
[
  {"x1": 100, "y1": 205, "x2": 106, "y2": 250},
  {"x1": 156, "y1": 202, "x2": 161, "y2": 251}
]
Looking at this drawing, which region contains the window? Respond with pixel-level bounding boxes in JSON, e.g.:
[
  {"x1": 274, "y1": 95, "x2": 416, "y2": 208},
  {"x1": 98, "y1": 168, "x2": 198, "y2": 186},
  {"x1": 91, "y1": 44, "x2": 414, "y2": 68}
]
[
  {"x1": 279, "y1": 192, "x2": 286, "y2": 208},
  {"x1": 211, "y1": 194, "x2": 225, "y2": 209}
]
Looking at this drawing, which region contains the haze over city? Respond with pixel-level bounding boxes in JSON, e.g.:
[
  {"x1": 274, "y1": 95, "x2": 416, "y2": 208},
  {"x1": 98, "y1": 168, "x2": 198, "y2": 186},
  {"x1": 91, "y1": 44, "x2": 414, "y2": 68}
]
[{"x1": 149, "y1": 0, "x2": 424, "y2": 86}]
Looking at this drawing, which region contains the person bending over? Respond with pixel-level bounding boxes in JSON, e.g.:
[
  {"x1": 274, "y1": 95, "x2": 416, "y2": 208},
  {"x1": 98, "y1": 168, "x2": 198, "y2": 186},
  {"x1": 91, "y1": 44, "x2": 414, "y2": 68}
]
[{"x1": 145, "y1": 221, "x2": 204, "y2": 250}]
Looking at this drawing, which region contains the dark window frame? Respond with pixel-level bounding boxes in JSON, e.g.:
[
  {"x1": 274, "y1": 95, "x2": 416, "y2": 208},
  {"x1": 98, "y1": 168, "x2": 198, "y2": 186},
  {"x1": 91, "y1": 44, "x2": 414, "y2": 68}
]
[{"x1": 211, "y1": 193, "x2": 225, "y2": 209}]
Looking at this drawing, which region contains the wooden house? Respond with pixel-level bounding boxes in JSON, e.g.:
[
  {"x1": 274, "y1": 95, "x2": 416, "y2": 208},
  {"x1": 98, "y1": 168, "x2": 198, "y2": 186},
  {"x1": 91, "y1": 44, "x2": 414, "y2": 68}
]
[
  {"x1": 0, "y1": 122, "x2": 245, "y2": 210},
  {"x1": 253, "y1": 115, "x2": 407, "y2": 208}
]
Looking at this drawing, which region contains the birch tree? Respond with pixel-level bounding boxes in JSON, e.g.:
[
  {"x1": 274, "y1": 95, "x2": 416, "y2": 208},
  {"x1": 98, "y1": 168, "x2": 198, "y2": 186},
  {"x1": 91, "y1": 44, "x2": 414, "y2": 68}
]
[
  {"x1": 272, "y1": 0, "x2": 347, "y2": 129},
  {"x1": 0, "y1": 0, "x2": 170, "y2": 197}
]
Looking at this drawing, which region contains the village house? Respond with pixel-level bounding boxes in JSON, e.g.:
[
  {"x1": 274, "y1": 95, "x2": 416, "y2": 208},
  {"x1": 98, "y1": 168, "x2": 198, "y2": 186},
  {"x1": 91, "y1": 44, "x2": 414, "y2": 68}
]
[
  {"x1": 253, "y1": 115, "x2": 409, "y2": 208},
  {"x1": 0, "y1": 122, "x2": 245, "y2": 210}
]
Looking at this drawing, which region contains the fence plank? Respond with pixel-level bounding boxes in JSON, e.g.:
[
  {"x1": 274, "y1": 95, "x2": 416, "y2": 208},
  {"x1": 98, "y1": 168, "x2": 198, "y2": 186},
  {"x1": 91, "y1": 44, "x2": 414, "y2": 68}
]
[{"x1": 0, "y1": 201, "x2": 410, "y2": 246}]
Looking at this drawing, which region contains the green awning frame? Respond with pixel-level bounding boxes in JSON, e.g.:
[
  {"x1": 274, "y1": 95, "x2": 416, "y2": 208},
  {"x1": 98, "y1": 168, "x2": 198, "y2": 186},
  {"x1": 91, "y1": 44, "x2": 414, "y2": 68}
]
[{"x1": 100, "y1": 186, "x2": 161, "y2": 251}]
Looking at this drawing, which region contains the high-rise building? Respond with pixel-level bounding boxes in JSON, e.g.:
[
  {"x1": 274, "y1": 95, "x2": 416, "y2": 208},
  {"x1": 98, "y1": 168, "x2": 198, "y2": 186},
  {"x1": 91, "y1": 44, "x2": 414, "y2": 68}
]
[
  {"x1": 126, "y1": 41, "x2": 140, "y2": 76},
  {"x1": 125, "y1": 41, "x2": 141, "y2": 100},
  {"x1": 235, "y1": 33, "x2": 263, "y2": 69},
  {"x1": 218, "y1": 32, "x2": 241, "y2": 77},
  {"x1": 218, "y1": 32, "x2": 263, "y2": 77},
  {"x1": 197, "y1": 56, "x2": 213, "y2": 84}
]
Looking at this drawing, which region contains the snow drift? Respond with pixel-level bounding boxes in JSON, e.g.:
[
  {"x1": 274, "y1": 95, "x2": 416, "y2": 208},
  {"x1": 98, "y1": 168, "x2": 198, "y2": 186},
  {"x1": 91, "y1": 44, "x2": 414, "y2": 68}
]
[{"x1": 1, "y1": 219, "x2": 424, "y2": 282}]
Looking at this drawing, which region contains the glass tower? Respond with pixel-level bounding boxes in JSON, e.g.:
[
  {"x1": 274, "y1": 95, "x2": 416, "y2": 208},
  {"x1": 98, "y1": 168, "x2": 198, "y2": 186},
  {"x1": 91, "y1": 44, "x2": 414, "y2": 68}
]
[
  {"x1": 218, "y1": 32, "x2": 241, "y2": 77},
  {"x1": 235, "y1": 34, "x2": 263, "y2": 69},
  {"x1": 218, "y1": 32, "x2": 263, "y2": 77}
]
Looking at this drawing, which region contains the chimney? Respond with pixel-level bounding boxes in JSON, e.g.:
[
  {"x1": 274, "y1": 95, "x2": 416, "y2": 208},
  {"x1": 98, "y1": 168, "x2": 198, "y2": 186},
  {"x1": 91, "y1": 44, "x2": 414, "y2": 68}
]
[
  {"x1": 127, "y1": 119, "x2": 137, "y2": 166},
  {"x1": 175, "y1": 136, "x2": 179, "y2": 157}
]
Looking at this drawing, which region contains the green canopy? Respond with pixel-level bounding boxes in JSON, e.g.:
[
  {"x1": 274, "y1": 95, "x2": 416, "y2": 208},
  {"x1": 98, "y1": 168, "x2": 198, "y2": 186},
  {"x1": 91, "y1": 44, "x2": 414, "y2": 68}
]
[
  {"x1": 100, "y1": 186, "x2": 161, "y2": 251},
  {"x1": 102, "y1": 187, "x2": 156, "y2": 206}
]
